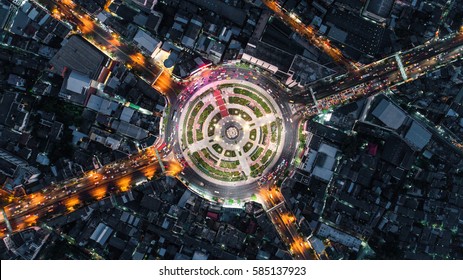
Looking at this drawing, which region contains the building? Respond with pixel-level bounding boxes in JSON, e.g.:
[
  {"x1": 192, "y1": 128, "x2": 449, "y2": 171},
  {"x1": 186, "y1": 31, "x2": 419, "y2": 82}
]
[
  {"x1": 8, "y1": 10, "x2": 30, "y2": 36},
  {"x1": 89, "y1": 128, "x2": 122, "y2": 150},
  {"x1": 86, "y1": 94, "x2": 120, "y2": 116},
  {"x1": 90, "y1": 223, "x2": 113, "y2": 246},
  {"x1": 207, "y1": 41, "x2": 225, "y2": 64},
  {"x1": 316, "y1": 223, "x2": 362, "y2": 252},
  {"x1": 111, "y1": 120, "x2": 149, "y2": 140},
  {"x1": 404, "y1": 121, "x2": 431, "y2": 151},
  {"x1": 172, "y1": 56, "x2": 211, "y2": 79},
  {"x1": 2, "y1": 227, "x2": 50, "y2": 259},
  {"x1": 325, "y1": 9, "x2": 385, "y2": 57},
  {"x1": 50, "y1": 35, "x2": 108, "y2": 79},
  {"x1": 181, "y1": 16, "x2": 202, "y2": 49},
  {"x1": 59, "y1": 70, "x2": 93, "y2": 105},
  {"x1": 188, "y1": 0, "x2": 246, "y2": 26},
  {"x1": 0, "y1": 1, "x2": 13, "y2": 30},
  {"x1": 362, "y1": 0, "x2": 395, "y2": 23},
  {"x1": 0, "y1": 149, "x2": 41, "y2": 192},
  {"x1": 371, "y1": 99, "x2": 406, "y2": 130},
  {"x1": 242, "y1": 18, "x2": 335, "y2": 87},
  {"x1": 133, "y1": 28, "x2": 162, "y2": 58},
  {"x1": 131, "y1": 0, "x2": 158, "y2": 12},
  {"x1": 143, "y1": 11, "x2": 163, "y2": 35},
  {"x1": 300, "y1": 143, "x2": 340, "y2": 182},
  {"x1": 0, "y1": 92, "x2": 29, "y2": 132}
]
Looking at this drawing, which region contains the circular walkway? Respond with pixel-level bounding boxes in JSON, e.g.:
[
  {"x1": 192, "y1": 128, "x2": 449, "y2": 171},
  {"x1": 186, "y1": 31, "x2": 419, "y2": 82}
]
[{"x1": 177, "y1": 80, "x2": 286, "y2": 187}]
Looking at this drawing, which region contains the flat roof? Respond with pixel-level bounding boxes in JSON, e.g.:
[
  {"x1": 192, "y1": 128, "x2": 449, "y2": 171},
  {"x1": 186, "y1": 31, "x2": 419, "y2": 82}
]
[
  {"x1": 372, "y1": 99, "x2": 406, "y2": 130},
  {"x1": 50, "y1": 35, "x2": 107, "y2": 79},
  {"x1": 0, "y1": 4, "x2": 10, "y2": 29},
  {"x1": 243, "y1": 38, "x2": 293, "y2": 73},
  {"x1": 112, "y1": 120, "x2": 149, "y2": 140},
  {"x1": 86, "y1": 95, "x2": 119, "y2": 115},
  {"x1": 66, "y1": 71, "x2": 91, "y2": 94},
  {"x1": 9, "y1": 11, "x2": 30, "y2": 35},
  {"x1": 365, "y1": 0, "x2": 395, "y2": 18},
  {"x1": 134, "y1": 29, "x2": 160, "y2": 53},
  {"x1": 326, "y1": 9, "x2": 385, "y2": 55},
  {"x1": 405, "y1": 121, "x2": 431, "y2": 151},
  {"x1": 328, "y1": 26, "x2": 348, "y2": 43}
]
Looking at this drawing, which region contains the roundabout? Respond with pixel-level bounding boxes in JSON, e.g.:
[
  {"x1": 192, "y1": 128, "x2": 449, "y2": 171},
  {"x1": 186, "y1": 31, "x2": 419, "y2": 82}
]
[{"x1": 170, "y1": 66, "x2": 299, "y2": 202}]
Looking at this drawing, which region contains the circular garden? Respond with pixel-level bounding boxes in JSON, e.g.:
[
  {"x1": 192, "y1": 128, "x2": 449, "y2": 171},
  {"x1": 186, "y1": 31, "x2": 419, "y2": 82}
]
[{"x1": 178, "y1": 81, "x2": 285, "y2": 185}]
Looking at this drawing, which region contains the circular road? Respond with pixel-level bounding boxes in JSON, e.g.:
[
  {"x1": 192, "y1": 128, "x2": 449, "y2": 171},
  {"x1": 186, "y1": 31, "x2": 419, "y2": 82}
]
[{"x1": 168, "y1": 65, "x2": 300, "y2": 203}]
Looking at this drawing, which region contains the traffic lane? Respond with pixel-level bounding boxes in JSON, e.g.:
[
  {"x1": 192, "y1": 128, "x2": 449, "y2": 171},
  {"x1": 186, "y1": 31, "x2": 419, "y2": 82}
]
[
  {"x1": 267, "y1": 207, "x2": 312, "y2": 259},
  {"x1": 180, "y1": 168, "x2": 260, "y2": 200},
  {"x1": 2, "y1": 153, "x2": 162, "y2": 222},
  {"x1": 310, "y1": 34, "x2": 463, "y2": 101},
  {"x1": 38, "y1": 0, "x2": 163, "y2": 82},
  {"x1": 312, "y1": 59, "x2": 399, "y2": 95},
  {"x1": 0, "y1": 162, "x2": 162, "y2": 236}
]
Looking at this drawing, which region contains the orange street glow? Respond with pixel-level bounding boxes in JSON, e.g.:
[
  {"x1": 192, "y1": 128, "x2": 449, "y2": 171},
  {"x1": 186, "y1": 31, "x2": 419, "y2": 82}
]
[
  {"x1": 90, "y1": 185, "x2": 108, "y2": 200},
  {"x1": 103, "y1": 0, "x2": 113, "y2": 12},
  {"x1": 129, "y1": 52, "x2": 146, "y2": 66},
  {"x1": 166, "y1": 159, "x2": 183, "y2": 177},
  {"x1": 64, "y1": 196, "x2": 81, "y2": 211},
  {"x1": 61, "y1": 0, "x2": 76, "y2": 9},
  {"x1": 115, "y1": 176, "x2": 132, "y2": 192},
  {"x1": 78, "y1": 15, "x2": 95, "y2": 34},
  {"x1": 142, "y1": 166, "x2": 158, "y2": 180},
  {"x1": 24, "y1": 214, "x2": 38, "y2": 226}
]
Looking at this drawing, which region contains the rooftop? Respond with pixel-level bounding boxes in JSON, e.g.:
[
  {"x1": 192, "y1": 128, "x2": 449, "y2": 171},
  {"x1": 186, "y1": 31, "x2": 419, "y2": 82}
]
[
  {"x1": 50, "y1": 35, "x2": 107, "y2": 79},
  {"x1": 372, "y1": 99, "x2": 406, "y2": 130},
  {"x1": 404, "y1": 121, "x2": 431, "y2": 151},
  {"x1": 364, "y1": 0, "x2": 395, "y2": 20},
  {"x1": 65, "y1": 70, "x2": 91, "y2": 94},
  {"x1": 133, "y1": 29, "x2": 161, "y2": 54}
]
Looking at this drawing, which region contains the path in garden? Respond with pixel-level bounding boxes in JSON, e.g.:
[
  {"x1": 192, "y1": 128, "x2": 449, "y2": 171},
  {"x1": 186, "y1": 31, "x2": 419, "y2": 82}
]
[{"x1": 213, "y1": 89, "x2": 229, "y2": 118}]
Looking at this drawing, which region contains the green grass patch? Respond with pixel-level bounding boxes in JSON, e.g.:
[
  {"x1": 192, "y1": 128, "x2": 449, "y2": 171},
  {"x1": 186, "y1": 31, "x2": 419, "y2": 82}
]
[
  {"x1": 243, "y1": 142, "x2": 253, "y2": 153},
  {"x1": 207, "y1": 113, "x2": 221, "y2": 137},
  {"x1": 229, "y1": 96, "x2": 249, "y2": 106},
  {"x1": 230, "y1": 92, "x2": 263, "y2": 117},
  {"x1": 220, "y1": 160, "x2": 240, "y2": 169},
  {"x1": 201, "y1": 148, "x2": 215, "y2": 162},
  {"x1": 261, "y1": 150, "x2": 273, "y2": 164},
  {"x1": 196, "y1": 129, "x2": 204, "y2": 141},
  {"x1": 233, "y1": 87, "x2": 271, "y2": 113},
  {"x1": 224, "y1": 150, "x2": 237, "y2": 157},
  {"x1": 198, "y1": 104, "x2": 214, "y2": 125},
  {"x1": 228, "y1": 108, "x2": 252, "y2": 121},
  {"x1": 270, "y1": 121, "x2": 277, "y2": 143},
  {"x1": 261, "y1": 125, "x2": 268, "y2": 144},
  {"x1": 250, "y1": 129, "x2": 257, "y2": 141},
  {"x1": 187, "y1": 130, "x2": 193, "y2": 144},
  {"x1": 211, "y1": 113, "x2": 221, "y2": 124},
  {"x1": 191, "y1": 152, "x2": 244, "y2": 181},
  {"x1": 208, "y1": 124, "x2": 215, "y2": 137},
  {"x1": 250, "y1": 163, "x2": 263, "y2": 177},
  {"x1": 250, "y1": 147, "x2": 264, "y2": 161},
  {"x1": 185, "y1": 100, "x2": 204, "y2": 143},
  {"x1": 212, "y1": 143, "x2": 223, "y2": 154}
]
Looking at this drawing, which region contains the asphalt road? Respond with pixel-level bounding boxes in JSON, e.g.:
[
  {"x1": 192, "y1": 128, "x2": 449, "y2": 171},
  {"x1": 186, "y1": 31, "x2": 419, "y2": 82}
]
[
  {"x1": 0, "y1": 148, "x2": 166, "y2": 238},
  {"x1": 259, "y1": 188, "x2": 316, "y2": 260},
  {"x1": 35, "y1": 0, "x2": 163, "y2": 84},
  {"x1": 292, "y1": 32, "x2": 463, "y2": 106}
]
